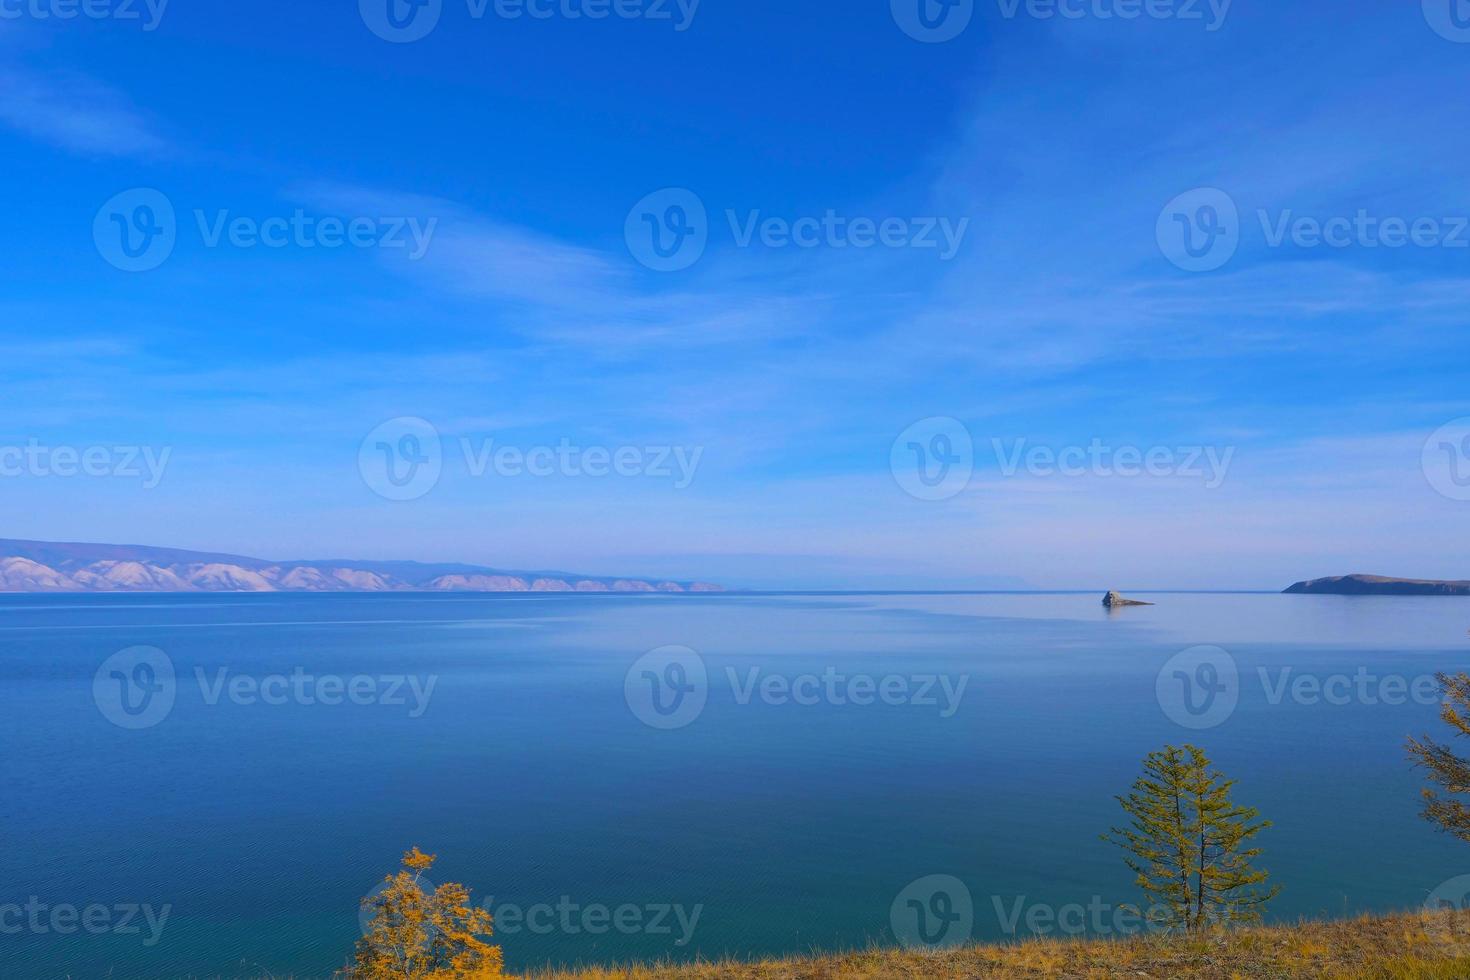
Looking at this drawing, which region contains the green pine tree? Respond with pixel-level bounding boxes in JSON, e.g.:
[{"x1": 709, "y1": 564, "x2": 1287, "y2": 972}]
[
  {"x1": 1407, "y1": 672, "x2": 1470, "y2": 842},
  {"x1": 1104, "y1": 744, "x2": 1279, "y2": 933}
]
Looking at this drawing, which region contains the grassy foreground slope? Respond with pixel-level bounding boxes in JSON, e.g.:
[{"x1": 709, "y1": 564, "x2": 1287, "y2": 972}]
[{"x1": 530, "y1": 911, "x2": 1470, "y2": 979}]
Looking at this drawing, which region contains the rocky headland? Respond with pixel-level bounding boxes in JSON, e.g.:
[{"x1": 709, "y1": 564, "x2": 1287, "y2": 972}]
[{"x1": 1284, "y1": 574, "x2": 1470, "y2": 596}]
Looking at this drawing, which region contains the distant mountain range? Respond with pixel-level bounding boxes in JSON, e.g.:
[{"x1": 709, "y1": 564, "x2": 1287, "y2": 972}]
[
  {"x1": 1284, "y1": 574, "x2": 1470, "y2": 596},
  {"x1": 0, "y1": 539, "x2": 723, "y2": 594}
]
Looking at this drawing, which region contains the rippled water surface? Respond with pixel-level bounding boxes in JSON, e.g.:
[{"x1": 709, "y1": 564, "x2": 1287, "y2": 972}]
[{"x1": 2, "y1": 591, "x2": 1467, "y2": 978}]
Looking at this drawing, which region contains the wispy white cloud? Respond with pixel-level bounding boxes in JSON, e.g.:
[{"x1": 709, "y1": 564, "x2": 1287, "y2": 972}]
[
  {"x1": 0, "y1": 68, "x2": 172, "y2": 157},
  {"x1": 294, "y1": 181, "x2": 836, "y2": 353}
]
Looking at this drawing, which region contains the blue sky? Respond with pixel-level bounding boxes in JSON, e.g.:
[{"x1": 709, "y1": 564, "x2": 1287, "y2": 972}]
[{"x1": 1, "y1": 1, "x2": 1468, "y2": 589}]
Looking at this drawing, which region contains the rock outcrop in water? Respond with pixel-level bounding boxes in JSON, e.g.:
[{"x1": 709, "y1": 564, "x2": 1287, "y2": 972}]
[
  {"x1": 0, "y1": 538, "x2": 723, "y2": 594},
  {"x1": 1103, "y1": 591, "x2": 1154, "y2": 607},
  {"x1": 1284, "y1": 574, "x2": 1470, "y2": 596}
]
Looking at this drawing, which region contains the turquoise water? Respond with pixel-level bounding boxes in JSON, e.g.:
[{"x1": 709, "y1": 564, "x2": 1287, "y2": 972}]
[{"x1": 1, "y1": 591, "x2": 1467, "y2": 978}]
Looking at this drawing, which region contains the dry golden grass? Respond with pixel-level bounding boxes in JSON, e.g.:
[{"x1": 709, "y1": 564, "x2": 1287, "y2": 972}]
[{"x1": 525, "y1": 910, "x2": 1470, "y2": 980}]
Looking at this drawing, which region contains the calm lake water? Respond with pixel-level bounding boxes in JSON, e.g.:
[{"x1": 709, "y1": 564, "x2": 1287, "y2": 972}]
[{"x1": 2, "y1": 591, "x2": 1468, "y2": 978}]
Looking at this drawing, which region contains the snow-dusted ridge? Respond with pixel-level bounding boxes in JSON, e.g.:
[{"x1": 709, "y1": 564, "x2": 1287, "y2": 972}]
[{"x1": 0, "y1": 539, "x2": 723, "y2": 594}]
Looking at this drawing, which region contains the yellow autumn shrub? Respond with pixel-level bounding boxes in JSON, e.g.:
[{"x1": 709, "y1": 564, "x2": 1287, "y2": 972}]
[{"x1": 344, "y1": 847, "x2": 503, "y2": 979}]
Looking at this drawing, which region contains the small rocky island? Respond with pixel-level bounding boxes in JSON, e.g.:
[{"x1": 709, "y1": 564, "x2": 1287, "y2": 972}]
[
  {"x1": 1103, "y1": 591, "x2": 1154, "y2": 607},
  {"x1": 1284, "y1": 574, "x2": 1470, "y2": 596}
]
